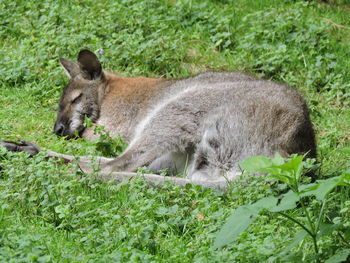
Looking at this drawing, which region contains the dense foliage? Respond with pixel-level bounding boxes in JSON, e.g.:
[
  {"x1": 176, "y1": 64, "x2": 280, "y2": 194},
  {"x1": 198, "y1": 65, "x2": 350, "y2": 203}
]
[{"x1": 0, "y1": 0, "x2": 349, "y2": 262}]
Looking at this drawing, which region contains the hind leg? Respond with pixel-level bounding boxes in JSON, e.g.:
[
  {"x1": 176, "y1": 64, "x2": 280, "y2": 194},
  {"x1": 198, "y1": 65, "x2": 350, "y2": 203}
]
[
  {"x1": 188, "y1": 106, "x2": 248, "y2": 183},
  {"x1": 102, "y1": 104, "x2": 200, "y2": 173},
  {"x1": 189, "y1": 143, "x2": 241, "y2": 183},
  {"x1": 148, "y1": 151, "x2": 193, "y2": 175},
  {"x1": 103, "y1": 137, "x2": 194, "y2": 173}
]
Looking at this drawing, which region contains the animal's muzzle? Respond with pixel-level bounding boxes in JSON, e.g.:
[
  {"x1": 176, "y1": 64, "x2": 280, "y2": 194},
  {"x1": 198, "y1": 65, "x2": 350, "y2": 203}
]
[{"x1": 53, "y1": 122, "x2": 65, "y2": 136}]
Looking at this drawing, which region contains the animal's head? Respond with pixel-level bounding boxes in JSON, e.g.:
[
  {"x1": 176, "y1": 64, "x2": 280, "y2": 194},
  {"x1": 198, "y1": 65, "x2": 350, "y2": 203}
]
[{"x1": 54, "y1": 50, "x2": 105, "y2": 138}]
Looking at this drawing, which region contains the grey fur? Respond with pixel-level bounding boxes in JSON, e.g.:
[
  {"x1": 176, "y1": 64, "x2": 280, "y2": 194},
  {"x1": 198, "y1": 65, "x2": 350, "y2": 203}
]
[
  {"x1": 106, "y1": 80, "x2": 316, "y2": 184},
  {"x1": 2, "y1": 50, "x2": 316, "y2": 189}
]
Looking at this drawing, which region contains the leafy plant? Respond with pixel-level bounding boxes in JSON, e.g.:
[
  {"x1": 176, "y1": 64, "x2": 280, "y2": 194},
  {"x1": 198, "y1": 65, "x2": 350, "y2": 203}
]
[
  {"x1": 214, "y1": 154, "x2": 350, "y2": 262},
  {"x1": 0, "y1": 0, "x2": 349, "y2": 261},
  {"x1": 93, "y1": 124, "x2": 127, "y2": 157}
]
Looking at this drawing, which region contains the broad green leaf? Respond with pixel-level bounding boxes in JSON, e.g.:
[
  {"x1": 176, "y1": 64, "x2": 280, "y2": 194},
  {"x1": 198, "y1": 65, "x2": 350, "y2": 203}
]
[
  {"x1": 265, "y1": 155, "x2": 304, "y2": 183},
  {"x1": 213, "y1": 196, "x2": 278, "y2": 249},
  {"x1": 299, "y1": 182, "x2": 317, "y2": 192},
  {"x1": 251, "y1": 196, "x2": 279, "y2": 210},
  {"x1": 300, "y1": 176, "x2": 341, "y2": 200},
  {"x1": 240, "y1": 155, "x2": 308, "y2": 186},
  {"x1": 239, "y1": 155, "x2": 273, "y2": 172},
  {"x1": 266, "y1": 172, "x2": 291, "y2": 184},
  {"x1": 260, "y1": 166, "x2": 285, "y2": 176},
  {"x1": 269, "y1": 190, "x2": 299, "y2": 212},
  {"x1": 213, "y1": 205, "x2": 260, "y2": 249},
  {"x1": 325, "y1": 249, "x2": 350, "y2": 263},
  {"x1": 272, "y1": 152, "x2": 285, "y2": 166},
  {"x1": 276, "y1": 155, "x2": 304, "y2": 175}
]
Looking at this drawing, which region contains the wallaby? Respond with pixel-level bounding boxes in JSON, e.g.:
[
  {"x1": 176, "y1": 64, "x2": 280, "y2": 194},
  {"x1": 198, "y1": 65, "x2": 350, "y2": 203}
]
[{"x1": 1, "y1": 49, "x2": 316, "y2": 189}]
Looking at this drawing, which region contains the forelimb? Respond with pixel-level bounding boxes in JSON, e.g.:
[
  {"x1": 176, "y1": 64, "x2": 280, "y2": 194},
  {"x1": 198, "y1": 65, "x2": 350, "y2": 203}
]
[{"x1": 0, "y1": 140, "x2": 228, "y2": 190}]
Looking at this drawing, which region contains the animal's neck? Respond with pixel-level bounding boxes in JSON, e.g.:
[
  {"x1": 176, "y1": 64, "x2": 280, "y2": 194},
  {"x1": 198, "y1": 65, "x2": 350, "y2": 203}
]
[
  {"x1": 92, "y1": 72, "x2": 171, "y2": 140},
  {"x1": 104, "y1": 72, "x2": 168, "y2": 98}
]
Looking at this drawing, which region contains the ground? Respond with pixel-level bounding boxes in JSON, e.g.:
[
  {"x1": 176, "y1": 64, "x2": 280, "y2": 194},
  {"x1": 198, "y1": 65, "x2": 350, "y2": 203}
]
[{"x1": 0, "y1": 0, "x2": 349, "y2": 262}]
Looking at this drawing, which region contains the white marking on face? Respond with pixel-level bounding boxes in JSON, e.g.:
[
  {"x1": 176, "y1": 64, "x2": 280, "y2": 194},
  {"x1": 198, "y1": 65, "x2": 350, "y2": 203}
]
[{"x1": 70, "y1": 103, "x2": 83, "y2": 133}]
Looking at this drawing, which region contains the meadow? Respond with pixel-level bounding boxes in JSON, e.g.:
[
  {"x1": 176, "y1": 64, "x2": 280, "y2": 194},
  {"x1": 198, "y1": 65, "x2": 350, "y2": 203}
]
[{"x1": 0, "y1": 0, "x2": 349, "y2": 262}]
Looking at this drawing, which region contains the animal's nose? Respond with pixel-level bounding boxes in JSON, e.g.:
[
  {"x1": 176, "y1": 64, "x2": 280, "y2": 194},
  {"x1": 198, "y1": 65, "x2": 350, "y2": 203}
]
[{"x1": 54, "y1": 123, "x2": 65, "y2": 136}]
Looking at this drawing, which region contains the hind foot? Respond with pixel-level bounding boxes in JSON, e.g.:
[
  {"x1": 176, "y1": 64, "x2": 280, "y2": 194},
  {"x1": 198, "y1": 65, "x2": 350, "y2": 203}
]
[{"x1": 0, "y1": 140, "x2": 40, "y2": 156}]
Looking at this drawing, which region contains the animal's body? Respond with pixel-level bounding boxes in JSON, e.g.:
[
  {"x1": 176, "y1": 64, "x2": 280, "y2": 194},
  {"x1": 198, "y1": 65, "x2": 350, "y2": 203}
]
[{"x1": 2, "y1": 50, "x2": 316, "y2": 189}]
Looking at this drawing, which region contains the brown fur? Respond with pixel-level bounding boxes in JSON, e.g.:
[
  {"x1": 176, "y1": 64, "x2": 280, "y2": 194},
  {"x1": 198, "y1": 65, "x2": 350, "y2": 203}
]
[
  {"x1": 1, "y1": 50, "x2": 316, "y2": 189},
  {"x1": 83, "y1": 74, "x2": 173, "y2": 140}
]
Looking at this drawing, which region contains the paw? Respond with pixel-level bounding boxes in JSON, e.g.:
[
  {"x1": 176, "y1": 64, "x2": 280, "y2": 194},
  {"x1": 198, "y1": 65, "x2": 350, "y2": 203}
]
[{"x1": 0, "y1": 140, "x2": 40, "y2": 156}]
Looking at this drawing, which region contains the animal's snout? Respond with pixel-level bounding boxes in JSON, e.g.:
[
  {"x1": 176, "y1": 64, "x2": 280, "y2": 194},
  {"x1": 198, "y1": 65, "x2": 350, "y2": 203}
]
[{"x1": 54, "y1": 122, "x2": 65, "y2": 136}]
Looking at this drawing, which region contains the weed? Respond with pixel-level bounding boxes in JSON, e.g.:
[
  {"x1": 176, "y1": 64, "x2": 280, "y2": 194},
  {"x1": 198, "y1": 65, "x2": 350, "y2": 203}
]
[
  {"x1": 214, "y1": 154, "x2": 350, "y2": 262},
  {"x1": 0, "y1": 0, "x2": 349, "y2": 262}
]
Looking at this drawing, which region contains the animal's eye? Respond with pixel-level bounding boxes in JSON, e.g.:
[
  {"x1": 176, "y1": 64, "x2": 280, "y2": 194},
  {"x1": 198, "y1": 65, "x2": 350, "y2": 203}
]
[{"x1": 71, "y1": 93, "x2": 82, "y2": 104}]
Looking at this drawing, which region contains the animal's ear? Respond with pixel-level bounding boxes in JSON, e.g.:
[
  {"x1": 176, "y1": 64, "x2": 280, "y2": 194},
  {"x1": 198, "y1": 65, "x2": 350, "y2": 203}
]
[
  {"x1": 60, "y1": 58, "x2": 80, "y2": 79},
  {"x1": 77, "y1": 49, "x2": 103, "y2": 80}
]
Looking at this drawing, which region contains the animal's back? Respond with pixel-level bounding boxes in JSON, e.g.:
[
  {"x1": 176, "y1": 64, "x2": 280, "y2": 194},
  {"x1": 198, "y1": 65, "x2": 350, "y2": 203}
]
[
  {"x1": 122, "y1": 74, "x2": 316, "y2": 182},
  {"x1": 11, "y1": 49, "x2": 315, "y2": 189},
  {"x1": 96, "y1": 72, "x2": 257, "y2": 141}
]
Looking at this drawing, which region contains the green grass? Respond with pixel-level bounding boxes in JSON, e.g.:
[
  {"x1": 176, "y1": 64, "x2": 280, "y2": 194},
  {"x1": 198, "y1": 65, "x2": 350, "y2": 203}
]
[{"x1": 0, "y1": 0, "x2": 349, "y2": 262}]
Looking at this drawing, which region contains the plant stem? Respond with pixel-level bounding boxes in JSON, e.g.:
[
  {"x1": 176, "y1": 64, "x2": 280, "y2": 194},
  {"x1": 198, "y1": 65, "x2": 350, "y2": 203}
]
[
  {"x1": 278, "y1": 212, "x2": 314, "y2": 237},
  {"x1": 299, "y1": 199, "x2": 316, "y2": 235},
  {"x1": 299, "y1": 199, "x2": 320, "y2": 262},
  {"x1": 278, "y1": 211, "x2": 320, "y2": 263},
  {"x1": 315, "y1": 198, "x2": 327, "y2": 235},
  {"x1": 338, "y1": 232, "x2": 350, "y2": 247}
]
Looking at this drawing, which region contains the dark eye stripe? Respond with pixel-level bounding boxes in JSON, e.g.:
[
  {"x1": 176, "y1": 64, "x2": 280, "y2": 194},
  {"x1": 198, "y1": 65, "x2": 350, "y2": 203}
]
[{"x1": 72, "y1": 93, "x2": 82, "y2": 104}]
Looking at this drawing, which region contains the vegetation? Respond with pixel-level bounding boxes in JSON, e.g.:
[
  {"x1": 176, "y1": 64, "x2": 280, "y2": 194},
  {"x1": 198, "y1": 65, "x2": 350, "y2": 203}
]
[
  {"x1": 0, "y1": 0, "x2": 349, "y2": 262},
  {"x1": 215, "y1": 154, "x2": 350, "y2": 262}
]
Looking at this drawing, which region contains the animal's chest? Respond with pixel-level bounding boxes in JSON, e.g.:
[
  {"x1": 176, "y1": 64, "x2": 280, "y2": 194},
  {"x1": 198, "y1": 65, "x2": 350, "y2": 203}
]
[{"x1": 95, "y1": 102, "x2": 136, "y2": 140}]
